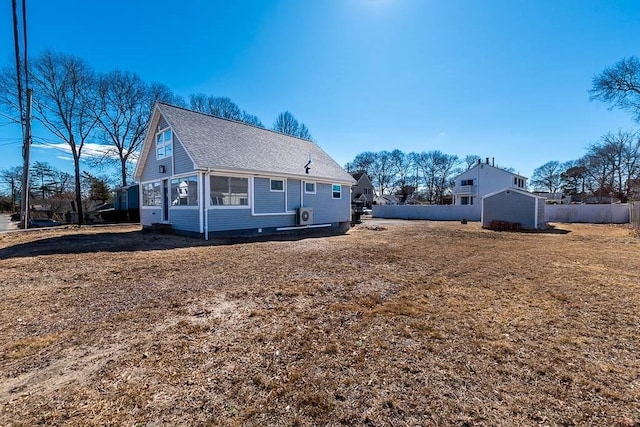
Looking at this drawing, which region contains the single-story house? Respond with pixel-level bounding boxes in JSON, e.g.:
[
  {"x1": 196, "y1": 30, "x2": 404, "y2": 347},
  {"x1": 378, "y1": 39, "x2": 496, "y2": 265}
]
[
  {"x1": 133, "y1": 103, "x2": 356, "y2": 238},
  {"x1": 374, "y1": 194, "x2": 400, "y2": 205},
  {"x1": 481, "y1": 188, "x2": 547, "y2": 230}
]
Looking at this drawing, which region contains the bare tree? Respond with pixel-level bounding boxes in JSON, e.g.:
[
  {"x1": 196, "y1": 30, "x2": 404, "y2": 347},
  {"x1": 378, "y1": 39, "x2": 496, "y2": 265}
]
[
  {"x1": 273, "y1": 111, "x2": 299, "y2": 136},
  {"x1": 464, "y1": 154, "x2": 481, "y2": 170},
  {"x1": 95, "y1": 70, "x2": 180, "y2": 186},
  {"x1": 530, "y1": 160, "x2": 563, "y2": 193},
  {"x1": 369, "y1": 151, "x2": 396, "y2": 196},
  {"x1": 414, "y1": 151, "x2": 459, "y2": 204},
  {"x1": 560, "y1": 162, "x2": 587, "y2": 200},
  {"x1": 30, "y1": 161, "x2": 57, "y2": 200},
  {"x1": 240, "y1": 111, "x2": 263, "y2": 127},
  {"x1": 30, "y1": 50, "x2": 100, "y2": 224},
  {"x1": 189, "y1": 93, "x2": 263, "y2": 127},
  {"x1": 150, "y1": 82, "x2": 186, "y2": 107},
  {"x1": 389, "y1": 149, "x2": 415, "y2": 202},
  {"x1": 350, "y1": 151, "x2": 377, "y2": 176},
  {"x1": 590, "y1": 56, "x2": 640, "y2": 122},
  {"x1": 273, "y1": 111, "x2": 312, "y2": 140},
  {"x1": 0, "y1": 166, "x2": 23, "y2": 212},
  {"x1": 584, "y1": 130, "x2": 640, "y2": 201}
]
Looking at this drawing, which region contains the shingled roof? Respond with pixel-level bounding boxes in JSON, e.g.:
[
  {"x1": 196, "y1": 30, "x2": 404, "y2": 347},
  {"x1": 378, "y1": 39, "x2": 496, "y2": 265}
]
[{"x1": 147, "y1": 103, "x2": 354, "y2": 184}]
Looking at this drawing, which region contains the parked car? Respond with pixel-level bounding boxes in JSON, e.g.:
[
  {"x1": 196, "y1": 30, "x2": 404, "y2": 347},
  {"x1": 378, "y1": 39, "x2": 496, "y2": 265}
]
[
  {"x1": 363, "y1": 207, "x2": 373, "y2": 215},
  {"x1": 28, "y1": 218, "x2": 61, "y2": 228}
]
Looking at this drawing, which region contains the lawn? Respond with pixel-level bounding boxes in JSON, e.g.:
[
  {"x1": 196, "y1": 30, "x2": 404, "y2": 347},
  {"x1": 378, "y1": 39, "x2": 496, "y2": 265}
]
[{"x1": 0, "y1": 221, "x2": 638, "y2": 426}]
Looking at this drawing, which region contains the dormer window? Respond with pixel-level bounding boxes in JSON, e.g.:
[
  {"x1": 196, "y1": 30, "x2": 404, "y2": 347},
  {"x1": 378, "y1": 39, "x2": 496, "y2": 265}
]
[{"x1": 156, "y1": 128, "x2": 173, "y2": 160}]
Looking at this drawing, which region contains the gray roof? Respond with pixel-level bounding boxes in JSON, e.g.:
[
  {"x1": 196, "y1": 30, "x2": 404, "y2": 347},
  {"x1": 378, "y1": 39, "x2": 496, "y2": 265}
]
[{"x1": 155, "y1": 103, "x2": 355, "y2": 184}]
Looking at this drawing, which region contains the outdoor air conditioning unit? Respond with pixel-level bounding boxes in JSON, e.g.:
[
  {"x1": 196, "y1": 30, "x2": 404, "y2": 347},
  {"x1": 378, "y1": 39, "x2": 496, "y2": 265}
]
[{"x1": 298, "y1": 207, "x2": 313, "y2": 225}]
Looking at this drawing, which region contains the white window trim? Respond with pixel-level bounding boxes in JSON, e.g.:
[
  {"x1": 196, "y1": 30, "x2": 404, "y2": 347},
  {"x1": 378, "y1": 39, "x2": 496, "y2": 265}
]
[
  {"x1": 304, "y1": 181, "x2": 316, "y2": 194},
  {"x1": 140, "y1": 180, "x2": 163, "y2": 209},
  {"x1": 156, "y1": 127, "x2": 173, "y2": 160},
  {"x1": 169, "y1": 173, "x2": 199, "y2": 209},
  {"x1": 270, "y1": 178, "x2": 285, "y2": 192},
  {"x1": 332, "y1": 183, "x2": 342, "y2": 199},
  {"x1": 208, "y1": 174, "x2": 251, "y2": 209}
]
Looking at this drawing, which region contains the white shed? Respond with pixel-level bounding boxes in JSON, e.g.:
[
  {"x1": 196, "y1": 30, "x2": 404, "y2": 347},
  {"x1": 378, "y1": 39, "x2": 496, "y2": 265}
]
[{"x1": 482, "y1": 188, "x2": 547, "y2": 230}]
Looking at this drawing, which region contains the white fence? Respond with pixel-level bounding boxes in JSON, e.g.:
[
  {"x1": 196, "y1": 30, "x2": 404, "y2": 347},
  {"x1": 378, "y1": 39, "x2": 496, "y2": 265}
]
[
  {"x1": 373, "y1": 203, "x2": 631, "y2": 224},
  {"x1": 632, "y1": 202, "x2": 640, "y2": 227},
  {"x1": 545, "y1": 204, "x2": 629, "y2": 224},
  {"x1": 373, "y1": 205, "x2": 481, "y2": 221}
]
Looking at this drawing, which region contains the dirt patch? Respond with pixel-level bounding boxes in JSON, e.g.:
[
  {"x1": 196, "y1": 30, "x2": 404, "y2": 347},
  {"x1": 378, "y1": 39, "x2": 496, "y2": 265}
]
[{"x1": 0, "y1": 221, "x2": 639, "y2": 425}]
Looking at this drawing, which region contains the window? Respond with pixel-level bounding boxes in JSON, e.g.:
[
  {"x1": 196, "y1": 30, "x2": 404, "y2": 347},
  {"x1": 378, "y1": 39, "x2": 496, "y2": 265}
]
[
  {"x1": 514, "y1": 177, "x2": 518, "y2": 185},
  {"x1": 332, "y1": 184, "x2": 342, "y2": 199},
  {"x1": 170, "y1": 175, "x2": 198, "y2": 206},
  {"x1": 460, "y1": 196, "x2": 473, "y2": 205},
  {"x1": 364, "y1": 188, "x2": 371, "y2": 195},
  {"x1": 142, "y1": 181, "x2": 162, "y2": 207},
  {"x1": 156, "y1": 128, "x2": 173, "y2": 159},
  {"x1": 210, "y1": 176, "x2": 249, "y2": 206},
  {"x1": 305, "y1": 182, "x2": 316, "y2": 194},
  {"x1": 270, "y1": 179, "x2": 284, "y2": 192},
  {"x1": 461, "y1": 179, "x2": 474, "y2": 186}
]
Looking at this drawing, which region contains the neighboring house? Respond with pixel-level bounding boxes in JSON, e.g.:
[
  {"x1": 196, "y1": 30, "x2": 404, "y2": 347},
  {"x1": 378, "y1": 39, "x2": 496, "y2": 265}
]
[
  {"x1": 532, "y1": 191, "x2": 572, "y2": 205},
  {"x1": 112, "y1": 184, "x2": 140, "y2": 222},
  {"x1": 374, "y1": 194, "x2": 400, "y2": 205},
  {"x1": 453, "y1": 159, "x2": 527, "y2": 206},
  {"x1": 351, "y1": 172, "x2": 375, "y2": 208},
  {"x1": 482, "y1": 188, "x2": 547, "y2": 230},
  {"x1": 133, "y1": 103, "x2": 355, "y2": 238}
]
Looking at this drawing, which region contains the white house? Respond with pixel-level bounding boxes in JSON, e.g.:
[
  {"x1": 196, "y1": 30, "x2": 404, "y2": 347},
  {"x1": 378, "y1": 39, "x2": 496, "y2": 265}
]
[{"x1": 452, "y1": 159, "x2": 527, "y2": 206}]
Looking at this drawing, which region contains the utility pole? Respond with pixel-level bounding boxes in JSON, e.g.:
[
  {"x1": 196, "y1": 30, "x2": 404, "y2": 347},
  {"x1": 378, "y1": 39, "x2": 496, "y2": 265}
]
[{"x1": 20, "y1": 88, "x2": 32, "y2": 229}]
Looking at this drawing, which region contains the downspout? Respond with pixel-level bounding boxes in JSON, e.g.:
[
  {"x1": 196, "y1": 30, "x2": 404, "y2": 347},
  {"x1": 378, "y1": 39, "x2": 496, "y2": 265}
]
[
  {"x1": 204, "y1": 169, "x2": 209, "y2": 240},
  {"x1": 534, "y1": 197, "x2": 538, "y2": 230}
]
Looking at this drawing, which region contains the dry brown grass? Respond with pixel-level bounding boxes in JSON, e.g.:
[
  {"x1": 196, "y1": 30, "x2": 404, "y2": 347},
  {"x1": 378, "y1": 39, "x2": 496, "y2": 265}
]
[{"x1": 0, "y1": 221, "x2": 639, "y2": 426}]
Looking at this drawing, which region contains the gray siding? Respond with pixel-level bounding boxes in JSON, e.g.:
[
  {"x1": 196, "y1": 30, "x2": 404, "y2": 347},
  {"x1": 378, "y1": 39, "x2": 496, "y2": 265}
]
[
  {"x1": 169, "y1": 208, "x2": 200, "y2": 233},
  {"x1": 482, "y1": 191, "x2": 536, "y2": 229},
  {"x1": 288, "y1": 179, "x2": 301, "y2": 211},
  {"x1": 173, "y1": 134, "x2": 195, "y2": 175},
  {"x1": 158, "y1": 115, "x2": 169, "y2": 130},
  {"x1": 140, "y1": 124, "x2": 195, "y2": 182},
  {"x1": 208, "y1": 209, "x2": 295, "y2": 232},
  {"x1": 140, "y1": 150, "x2": 172, "y2": 182},
  {"x1": 254, "y1": 178, "x2": 286, "y2": 214},
  {"x1": 303, "y1": 183, "x2": 351, "y2": 223},
  {"x1": 141, "y1": 208, "x2": 162, "y2": 226}
]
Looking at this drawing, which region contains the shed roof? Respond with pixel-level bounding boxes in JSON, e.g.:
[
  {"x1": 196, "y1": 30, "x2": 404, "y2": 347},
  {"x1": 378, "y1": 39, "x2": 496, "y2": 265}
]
[
  {"x1": 482, "y1": 187, "x2": 546, "y2": 200},
  {"x1": 143, "y1": 103, "x2": 354, "y2": 184}
]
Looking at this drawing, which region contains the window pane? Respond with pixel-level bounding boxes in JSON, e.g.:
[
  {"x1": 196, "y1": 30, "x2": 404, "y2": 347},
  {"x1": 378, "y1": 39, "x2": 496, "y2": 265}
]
[
  {"x1": 271, "y1": 179, "x2": 284, "y2": 191},
  {"x1": 165, "y1": 144, "x2": 172, "y2": 157},
  {"x1": 332, "y1": 184, "x2": 341, "y2": 199},
  {"x1": 305, "y1": 182, "x2": 315, "y2": 193},
  {"x1": 165, "y1": 129, "x2": 172, "y2": 141},
  {"x1": 210, "y1": 176, "x2": 248, "y2": 206},
  {"x1": 142, "y1": 182, "x2": 162, "y2": 206},
  {"x1": 171, "y1": 176, "x2": 198, "y2": 206}
]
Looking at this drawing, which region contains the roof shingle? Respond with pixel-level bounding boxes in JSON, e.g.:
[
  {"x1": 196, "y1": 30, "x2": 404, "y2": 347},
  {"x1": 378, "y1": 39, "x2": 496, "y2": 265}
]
[{"x1": 156, "y1": 103, "x2": 354, "y2": 184}]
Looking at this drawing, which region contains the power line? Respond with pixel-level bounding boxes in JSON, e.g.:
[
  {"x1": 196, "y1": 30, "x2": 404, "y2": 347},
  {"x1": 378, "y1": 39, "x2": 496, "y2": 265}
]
[
  {"x1": 11, "y1": 0, "x2": 24, "y2": 129},
  {"x1": 22, "y1": 0, "x2": 29, "y2": 91}
]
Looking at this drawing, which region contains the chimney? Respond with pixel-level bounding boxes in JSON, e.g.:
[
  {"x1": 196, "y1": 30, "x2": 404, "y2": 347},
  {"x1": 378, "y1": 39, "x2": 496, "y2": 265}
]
[
  {"x1": 486, "y1": 157, "x2": 489, "y2": 165},
  {"x1": 492, "y1": 157, "x2": 495, "y2": 166},
  {"x1": 477, "y1": 159, "x2": 481, "y2": 165}
]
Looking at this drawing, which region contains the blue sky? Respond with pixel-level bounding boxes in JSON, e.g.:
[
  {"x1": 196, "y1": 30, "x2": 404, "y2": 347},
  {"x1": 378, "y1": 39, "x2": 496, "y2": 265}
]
[{"x1": 0, "y1": 0, "x2": 639, "y2": 180}]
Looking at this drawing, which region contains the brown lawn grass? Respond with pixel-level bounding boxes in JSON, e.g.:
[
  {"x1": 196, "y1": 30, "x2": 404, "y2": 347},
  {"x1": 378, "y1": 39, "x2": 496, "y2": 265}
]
[{"x1": 0, "y1": 221, "x2": 638, "y2": 426}]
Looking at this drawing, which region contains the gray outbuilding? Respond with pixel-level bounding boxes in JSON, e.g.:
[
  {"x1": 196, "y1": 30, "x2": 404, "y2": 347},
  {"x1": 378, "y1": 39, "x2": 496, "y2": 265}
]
[{"x1": 481, "y1": 188, "x2": 547, "y2": 230}]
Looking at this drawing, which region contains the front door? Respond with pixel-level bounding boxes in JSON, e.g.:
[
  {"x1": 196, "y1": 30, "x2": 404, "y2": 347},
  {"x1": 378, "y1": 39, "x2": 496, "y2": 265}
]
[{"x1": 162, "y1": 179, "x2": 169, "y2": 222}]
